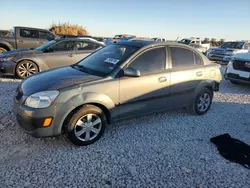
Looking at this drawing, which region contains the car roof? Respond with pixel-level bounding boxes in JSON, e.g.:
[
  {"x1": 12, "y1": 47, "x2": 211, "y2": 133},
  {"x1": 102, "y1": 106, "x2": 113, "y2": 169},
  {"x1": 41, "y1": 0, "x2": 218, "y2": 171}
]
[
  {"x1": 114, "y1": 40, "x2": 189, "y2": 48},
  {"x1": 55, "y1": 37, "x2": 104, "y2": 44}
]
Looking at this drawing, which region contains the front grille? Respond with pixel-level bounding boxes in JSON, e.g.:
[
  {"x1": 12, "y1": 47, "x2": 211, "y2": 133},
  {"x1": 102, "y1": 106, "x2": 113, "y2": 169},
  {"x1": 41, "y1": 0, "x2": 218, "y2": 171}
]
[
  {"x1": 227, "y1": 73, "x2": 250, "y2": 81},
  {"x1": 233, "y1": 60, "x2": 250, "y2": 72},
  {"x1": 212, "y1": 51, "x2": 225, "y2": 55}
]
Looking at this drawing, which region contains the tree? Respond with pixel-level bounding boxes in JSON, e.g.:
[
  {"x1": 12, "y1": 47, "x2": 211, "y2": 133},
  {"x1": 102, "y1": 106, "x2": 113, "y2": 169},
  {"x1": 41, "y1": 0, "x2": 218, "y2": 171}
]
[{"x1": 49, "y1": 22, "x2": 88, "y2": 36}]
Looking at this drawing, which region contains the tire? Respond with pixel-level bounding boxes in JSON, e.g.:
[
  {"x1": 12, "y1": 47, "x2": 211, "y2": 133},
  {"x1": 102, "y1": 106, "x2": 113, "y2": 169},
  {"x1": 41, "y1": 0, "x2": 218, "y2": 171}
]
[
  {"x1": 16, "y1": 60, "x2": 39, "y2": 79},
  {"x1": 191, "y1": 88, "x2": 213, "y2": 115},
  {"x1": 67, "y1": 105, "x2": 107, "y2": 146},
  {"x1": 0, "y1": 47, "x2": 7, "y2": 53}
]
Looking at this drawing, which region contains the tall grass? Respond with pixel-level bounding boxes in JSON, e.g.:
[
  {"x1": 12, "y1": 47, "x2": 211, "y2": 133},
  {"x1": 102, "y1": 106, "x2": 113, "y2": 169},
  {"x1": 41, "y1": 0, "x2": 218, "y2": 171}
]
[{"x1": 50, "y1": 22, "x2": 87, "y2": 36}]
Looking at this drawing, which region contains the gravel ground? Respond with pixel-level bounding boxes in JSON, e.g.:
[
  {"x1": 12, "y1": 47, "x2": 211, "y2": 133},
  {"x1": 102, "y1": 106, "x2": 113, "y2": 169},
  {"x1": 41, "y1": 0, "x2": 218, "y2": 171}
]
[{"x1": 0, "y1": 68, "x2": 250, "y2": 188}]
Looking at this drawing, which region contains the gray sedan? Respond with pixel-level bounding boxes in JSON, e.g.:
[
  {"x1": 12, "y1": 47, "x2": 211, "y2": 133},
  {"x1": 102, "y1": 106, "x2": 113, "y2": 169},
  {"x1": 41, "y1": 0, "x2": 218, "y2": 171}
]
[{"x1": 0, "y1": 38, "x2": 104, "y2": 78}]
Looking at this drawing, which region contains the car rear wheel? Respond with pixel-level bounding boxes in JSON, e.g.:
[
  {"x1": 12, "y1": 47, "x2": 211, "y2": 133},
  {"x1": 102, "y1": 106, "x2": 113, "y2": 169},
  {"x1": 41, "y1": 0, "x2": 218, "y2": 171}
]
[
  {"x1": 67, "y1": 105, "x2": 107, "y2": 146},
  {"x1": 16, "y1": 60, "x2": 39, "y2": 79},
  {"x1": 191, "y1": 88, "x2": 213, "y2": 115}
]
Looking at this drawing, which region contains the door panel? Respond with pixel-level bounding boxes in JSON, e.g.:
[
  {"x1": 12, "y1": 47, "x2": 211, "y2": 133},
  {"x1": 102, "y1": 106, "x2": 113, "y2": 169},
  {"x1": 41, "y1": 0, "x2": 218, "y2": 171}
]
[
  {"x1": 41, "y1": 51, "x2": 75, "y2": 69},
  {"x1": 117, "y1": 71, "x2": 171, "y2": 119},
  {"x1": 17, "y1": 29, "x2": 39, "y2": 49},
  {"x1": 169, "y1": 66, "x2": 205, "y2": 107},
  {"x1": 17, "y1": 38, "x2": 39, "y2": 49}
]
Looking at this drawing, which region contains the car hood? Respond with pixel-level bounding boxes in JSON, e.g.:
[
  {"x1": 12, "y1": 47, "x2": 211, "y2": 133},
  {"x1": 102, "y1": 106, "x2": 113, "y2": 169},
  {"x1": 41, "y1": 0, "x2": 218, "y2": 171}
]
[
  {"x1": 20, "y1": 66, "x2": 102, "y2": 96},
  {"x1": 0, "y1": 48, "x2": 41, "y2": 57},
  {"x1": 213, "y1": 47, "x2": 239, "y2": 51},
  {"x1": 233, "y1": 53, "x2": 250, "y2": 61}
]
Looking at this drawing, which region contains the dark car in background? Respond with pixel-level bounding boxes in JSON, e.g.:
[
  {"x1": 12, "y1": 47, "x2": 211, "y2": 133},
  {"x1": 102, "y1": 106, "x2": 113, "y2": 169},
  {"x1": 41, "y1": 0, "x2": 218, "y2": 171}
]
[
  {"x1": 0, "y1": 38, "x2": 104, "y2": 78},
  {"x1": 0, "y1": 26, "x2": 58, "y2": 53}
]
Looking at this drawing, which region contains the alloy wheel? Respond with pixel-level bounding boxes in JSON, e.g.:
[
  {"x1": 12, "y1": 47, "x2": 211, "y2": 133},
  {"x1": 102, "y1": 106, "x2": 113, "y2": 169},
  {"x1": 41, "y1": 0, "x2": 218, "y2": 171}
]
[
  {"x1": 17, "y1": 62, "x2": 37, "y2": 78},
  {"x1": 74, "y1": 114, "x2": 102, "y2": 142},
  {"x1": 197, "y1": 92, "x2": 211, "y2": 112}
]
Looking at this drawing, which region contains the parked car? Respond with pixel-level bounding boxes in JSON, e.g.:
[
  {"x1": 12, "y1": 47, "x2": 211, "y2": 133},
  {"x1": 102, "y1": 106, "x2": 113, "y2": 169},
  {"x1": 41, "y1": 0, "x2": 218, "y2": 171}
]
[
  {"x1": 112, "y1": 34, "x2": 135, "y2": 43},
  {"x1": 224, "y1": 53, "x2": 250, "y2": 84},
  {"x1": 206, "y1": 41, "x2": 250, "y2": 64},
  {"x1": 14, "y1": 41, "x2": 222, "y2": 146},
  {"x1": 0, "y1": 26, "x2": 58, "y2": 53},
  {"x1": 178, "y1": 38, "x2": 210, "y2": 52},
  {"x1": 189, "y1": 43, "x2": 207, "y2": 54},
  {"x1": 0, "y1": 30, "x2": 11, "y2": 37},
  {"x1": 0, "y1": 38, "x2": 104, "y2": 78}
]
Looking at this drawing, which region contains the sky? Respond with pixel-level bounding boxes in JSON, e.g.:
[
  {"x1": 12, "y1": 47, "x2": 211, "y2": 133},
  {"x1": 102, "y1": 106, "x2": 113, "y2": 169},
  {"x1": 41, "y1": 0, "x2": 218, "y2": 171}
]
[{"x1": 1, "y1": 0, "x2": 250, "y2": 40}]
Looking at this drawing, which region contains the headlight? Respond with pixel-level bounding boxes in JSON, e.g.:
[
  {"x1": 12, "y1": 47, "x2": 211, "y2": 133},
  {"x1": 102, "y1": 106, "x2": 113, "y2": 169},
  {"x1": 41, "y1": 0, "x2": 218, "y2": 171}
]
[
  {"x1": 225, "y1": 51, "x2": 236, "y2": 55},
  {"x1": 227, "y1": 61, "x2": 233, "y2": 67},
  {"x1": 25, "y1": 90, "x2": 59, "y2": 108},
  {"x1": 0, "y1": 56, "x2": 14, "y2": 62}
]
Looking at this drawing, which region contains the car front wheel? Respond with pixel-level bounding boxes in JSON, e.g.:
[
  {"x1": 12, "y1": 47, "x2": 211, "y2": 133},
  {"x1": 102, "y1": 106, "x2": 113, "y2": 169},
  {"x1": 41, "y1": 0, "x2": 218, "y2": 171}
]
[
  {"x1": 67, "y1": 105, "x2": 107, "y2": 146},
  {"x1": 191, "y1": 88, "x2": 213, "y2": 115}
]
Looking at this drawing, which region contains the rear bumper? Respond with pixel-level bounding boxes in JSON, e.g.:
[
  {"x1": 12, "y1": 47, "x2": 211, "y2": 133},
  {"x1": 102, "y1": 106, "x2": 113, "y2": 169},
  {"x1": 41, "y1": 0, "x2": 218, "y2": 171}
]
[
  {"x1": 214, "y1": 82, "x2": 220, "y2": 91},
  {"x1": 0, "y1": 61, "x2": 16, "y2": 76}
]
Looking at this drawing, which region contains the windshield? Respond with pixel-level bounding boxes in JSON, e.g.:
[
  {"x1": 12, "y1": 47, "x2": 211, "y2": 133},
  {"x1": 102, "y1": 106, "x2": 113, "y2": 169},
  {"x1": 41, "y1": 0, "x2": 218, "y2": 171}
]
[
  {"x1": 220, "y1": 42, "x2": 244, "y2": 49},
  {"x1": 76, "y1": 44, "x2": 138, "y2": 76},
  {"x1": 35, "y1": 40, "x2": 57, "y2": 51}
]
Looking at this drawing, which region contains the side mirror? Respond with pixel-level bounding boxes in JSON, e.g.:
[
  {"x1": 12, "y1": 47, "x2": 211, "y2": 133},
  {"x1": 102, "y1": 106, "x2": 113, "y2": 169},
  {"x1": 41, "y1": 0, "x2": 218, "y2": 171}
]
[{"x1": 123, "y1": 67, "x2": 140, "y2": 77}]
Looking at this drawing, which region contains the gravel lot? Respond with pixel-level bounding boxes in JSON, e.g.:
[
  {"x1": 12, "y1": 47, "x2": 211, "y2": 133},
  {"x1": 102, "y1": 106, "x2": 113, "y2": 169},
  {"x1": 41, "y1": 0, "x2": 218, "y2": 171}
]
[{"x1": 0, "y1": 67, "x2": 250, "y2": 188}]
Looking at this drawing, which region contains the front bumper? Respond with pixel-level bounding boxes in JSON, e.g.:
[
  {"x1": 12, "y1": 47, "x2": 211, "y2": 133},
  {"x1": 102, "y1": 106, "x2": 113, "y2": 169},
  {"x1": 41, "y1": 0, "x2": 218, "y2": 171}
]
[
  {"x1": 13, "y1": 96, "x2": 63, "y2": 138},
  {"x1": 224, "y1": 66, "x2": 250, "y2": 84},
  {"x1": 207, "y1": 54, "x2": 232, "y2": 63},
  {"x1": 0, "y1": 61, "x2": 16, "y2": 76}
]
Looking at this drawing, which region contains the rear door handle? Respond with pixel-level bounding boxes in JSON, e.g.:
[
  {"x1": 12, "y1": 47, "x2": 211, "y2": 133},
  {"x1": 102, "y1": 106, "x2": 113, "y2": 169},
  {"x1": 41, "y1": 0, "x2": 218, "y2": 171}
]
[
  {"x1": 158, "y1": 76, "x2": 167, "y2": 83},
  {"x1": 68, "y1": 54, "x2": 73, "y2": 57},
  {"x1": 18, "y1": 40, "x2": 23, "y2": 43},
  {"x1": 196, "y1": 71, "x2": 203, "y2": 77}
]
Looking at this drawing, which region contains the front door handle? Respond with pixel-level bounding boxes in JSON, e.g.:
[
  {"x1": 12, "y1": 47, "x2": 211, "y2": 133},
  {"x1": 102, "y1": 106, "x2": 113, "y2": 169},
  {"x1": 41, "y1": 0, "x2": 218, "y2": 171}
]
[
  {"x1": 18, "y1": 40, "x2": 23, "y2": 43},
  {"x1": 196, "y1": 71, "x2": 203, "y2": 77},
  {"x1": 158, "y1": 76, "x2": 167, "y2": 83},
  {"x1": 68, "y1": 54, "x2": 73, "y2": 57}
]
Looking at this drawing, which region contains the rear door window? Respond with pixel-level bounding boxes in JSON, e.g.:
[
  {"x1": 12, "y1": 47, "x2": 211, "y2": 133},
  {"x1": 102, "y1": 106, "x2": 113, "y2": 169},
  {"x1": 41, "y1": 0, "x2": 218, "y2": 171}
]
[
  {"x1": 170, "y1": 47, "x2": 203, "y2": 67},
  {"x1": 170, "y1": 47, "x2": 194, "y2": 67},
  {"x1": 20, "y1": 29, "x2": 39, "y2": 39},
  {"x1": 50, "y1": 41, "x2": 74, "y2": 52},
  {"x1": 75, "y1": 41, "x2": 100, "y2": 51}
]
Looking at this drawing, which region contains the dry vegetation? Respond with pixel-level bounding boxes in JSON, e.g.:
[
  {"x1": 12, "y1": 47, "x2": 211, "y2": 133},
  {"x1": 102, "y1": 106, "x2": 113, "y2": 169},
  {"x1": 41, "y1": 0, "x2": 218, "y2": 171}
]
[{"x1": 49, "y1": 22, "x2": 87, "y2": 36}]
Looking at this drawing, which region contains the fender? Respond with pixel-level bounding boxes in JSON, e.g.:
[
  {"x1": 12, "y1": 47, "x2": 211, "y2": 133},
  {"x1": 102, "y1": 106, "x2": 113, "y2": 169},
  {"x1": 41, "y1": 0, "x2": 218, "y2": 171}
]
[
  {"x1": 16, "y1": 57, "x2": 50, "y2": 71},
  {"x1": 54, "y1": 92, "x2": 115, "y2": 134},
  {"x1": 0, "y1": 40, "x2": 14, "y2": 50},
  {"x1": 195, "y1": 80, "x2": 218, "y2": 94}
]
